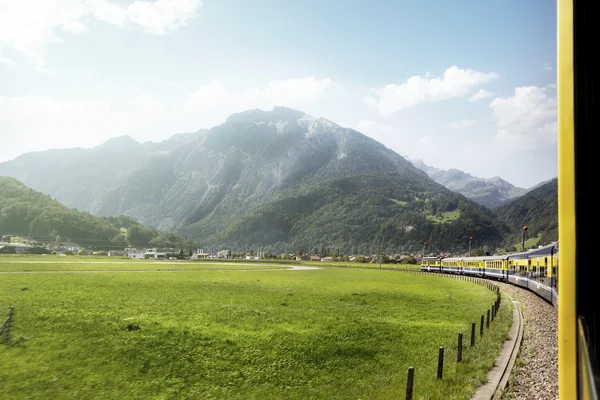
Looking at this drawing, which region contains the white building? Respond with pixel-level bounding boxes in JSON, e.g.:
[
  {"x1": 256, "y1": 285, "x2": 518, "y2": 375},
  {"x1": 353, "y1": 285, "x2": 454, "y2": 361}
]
[
  {"x1": 217, "y1": 250, "x2": 230, "y2": 258},
  {"x1": 125, "y1": 248, "x2": 145, "y2": 259},
  {"x1": 0, "y1": 242, "x2": 33, "y2": 254},
  {"x1": 143, "y1": 248, "x2": 169, "y2": 259}
]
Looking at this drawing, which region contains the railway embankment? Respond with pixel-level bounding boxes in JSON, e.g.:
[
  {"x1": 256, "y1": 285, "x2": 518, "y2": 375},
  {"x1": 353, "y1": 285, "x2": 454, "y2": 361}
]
[{"x1": 497, "y1": 282, "x2": 558, "y2": 400}]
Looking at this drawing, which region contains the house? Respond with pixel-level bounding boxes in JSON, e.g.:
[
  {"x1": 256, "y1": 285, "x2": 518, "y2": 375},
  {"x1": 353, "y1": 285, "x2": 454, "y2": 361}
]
[
  {"x1": 321, "y1": 257, "x2": 333, "y2": 262},
  {"x1": 61, "y1": 242, "x2": 80, "y2": 252},
  {"x1": 108, "y1": 250, "x2": 127, "y2": 257},
  {"x1": 125, "y1": 248, "x2": 145, "y2": 259},
  {"x1": 217, "y1": 250, "x2": 230, "y2": 258},
  {"x1": 144, "y1": 248, "x2": 166, "y2": 259},
  {"x1": 191, "y1": 252, "x2": 209, "y2": 259}
]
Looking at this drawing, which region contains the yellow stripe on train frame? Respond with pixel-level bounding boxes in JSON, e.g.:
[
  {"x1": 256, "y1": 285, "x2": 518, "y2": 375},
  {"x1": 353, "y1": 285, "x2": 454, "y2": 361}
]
[{"x1": 558, "y1": 0, "x2": 577, "y2": 398}]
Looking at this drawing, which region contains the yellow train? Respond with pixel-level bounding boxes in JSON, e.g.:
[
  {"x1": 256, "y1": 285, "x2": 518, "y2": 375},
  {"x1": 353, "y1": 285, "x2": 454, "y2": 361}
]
[{"x1": 421, "y1": 242, "x2": 559, "y2": 305}]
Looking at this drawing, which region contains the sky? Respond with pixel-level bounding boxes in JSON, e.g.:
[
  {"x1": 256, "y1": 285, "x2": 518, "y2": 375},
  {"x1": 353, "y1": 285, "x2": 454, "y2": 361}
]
[{"x1": 0, "y1": 0, "x2": 557, "y2": 188}]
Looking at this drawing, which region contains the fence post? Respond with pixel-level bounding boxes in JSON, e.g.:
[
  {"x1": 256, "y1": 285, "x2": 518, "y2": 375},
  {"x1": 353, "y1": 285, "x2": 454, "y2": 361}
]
[
  {"x1": 492, "y1": 304, "x2": 495, "y2": 321},
  {"x1": 406, "y1": 366, "x2": 414, "y2": 400},
  {"x1": 437, "y1": 347, "x2": 444, "y2": 379},
  {"x1": 480, "y1": 315, "x2": 484, "y2": 336},
  {"x1": 486, "y1": 309, "x2": 490, "y2": 329},
  {"x1": 4, "y1": 306, "x2": 14, "y2": 343},
  {"x1": 471, "y1": 322, "x2": 476, "y2": 346},
  {"x1": 457, "y1": 332, "x2": 463, "y2": 362}
]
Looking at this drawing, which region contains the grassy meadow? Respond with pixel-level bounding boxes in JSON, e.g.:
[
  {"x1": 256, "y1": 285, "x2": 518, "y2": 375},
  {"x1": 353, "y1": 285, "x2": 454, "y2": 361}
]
[{"x1": 0, "y1": 257, "x2": 512, "y2": 399}]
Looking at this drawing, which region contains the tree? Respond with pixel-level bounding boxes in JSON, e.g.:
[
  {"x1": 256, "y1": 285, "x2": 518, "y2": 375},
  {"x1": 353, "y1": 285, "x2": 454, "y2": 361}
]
[
  {"x1": 78, "y1": 248, "x2": 87, "y2": 256},
  {"x1": 64, "y1": 250, "x2": 74, "y2": 255},
  {"x1": 473, "y1": 248, "x2": 485, "y2": 257},
  {"x1": 111, "y1": 234, "x2": 128, "y2": 247}
]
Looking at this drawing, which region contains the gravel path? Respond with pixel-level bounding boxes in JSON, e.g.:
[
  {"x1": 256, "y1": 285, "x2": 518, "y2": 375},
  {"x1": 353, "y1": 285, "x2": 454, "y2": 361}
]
[{"x1": 498, "y1": 282, "x2": 558, "y2": 400}]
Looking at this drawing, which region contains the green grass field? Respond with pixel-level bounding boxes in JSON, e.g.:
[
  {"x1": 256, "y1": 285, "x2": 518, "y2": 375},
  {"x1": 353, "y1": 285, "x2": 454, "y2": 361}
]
[
  {"x1": 425, "y1": 210, "x2": 461, "y2": 224},
  {"x1": 513, "y1": 234, "x2": 542, "y2": 250},
  {"x1": 0, "y1": 258, "x2": 512, "y2": 399}
]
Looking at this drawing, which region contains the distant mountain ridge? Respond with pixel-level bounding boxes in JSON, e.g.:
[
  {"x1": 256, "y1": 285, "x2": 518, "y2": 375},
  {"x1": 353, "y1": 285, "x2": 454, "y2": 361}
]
[
  {"x1": 0, "y1": 107, "x2": 507, "y2": 253},
  {"x1": 0, "y1": 130, "x2": 207, "y2": 212},
  {"x1": 404, "y1": 157, "x2": 530, "y2": 208}
]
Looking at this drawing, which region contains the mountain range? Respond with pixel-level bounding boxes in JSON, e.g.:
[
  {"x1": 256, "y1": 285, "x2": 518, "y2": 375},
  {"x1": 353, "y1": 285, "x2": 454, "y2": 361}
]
[
  {"x1": 0, "y1": 106, "x2": 556, "y2": 254},
  {"x1": 404, "y1": 157, "x2": 533, "y2": 208}
]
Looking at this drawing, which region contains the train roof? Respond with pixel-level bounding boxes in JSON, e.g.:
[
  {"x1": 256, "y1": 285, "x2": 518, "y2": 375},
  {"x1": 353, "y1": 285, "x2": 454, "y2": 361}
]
[
  {"x1": 440, "y1": 257, "x2": 464, "y2": 262},
  {"x1": 506, "y1": 241, "x2": 558, "y2": 259},
  {"x1": 525, "y1": 242, "x2": 558, "y2": 257},
  {"x1": 422, "y1": 256, "x2": 441, "y2": 261},
  {"x1": 453, "y1": 255, "x2": 509, "y2": 261}
]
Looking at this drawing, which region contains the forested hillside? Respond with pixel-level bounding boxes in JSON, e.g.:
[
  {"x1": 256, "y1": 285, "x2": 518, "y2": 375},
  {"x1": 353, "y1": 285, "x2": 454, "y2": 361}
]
[
  {"x1": 495, "y1": 178, "x2": 558, "y2": 249},
  {"x1": 0, "y1": 177, "x2": 192, "y2": 250}
]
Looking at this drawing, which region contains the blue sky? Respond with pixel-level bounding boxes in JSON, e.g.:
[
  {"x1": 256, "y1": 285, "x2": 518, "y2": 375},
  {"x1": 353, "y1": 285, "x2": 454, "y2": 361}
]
[{"x1": 0, "y1": 0, "x2": 557, "y2": 188}]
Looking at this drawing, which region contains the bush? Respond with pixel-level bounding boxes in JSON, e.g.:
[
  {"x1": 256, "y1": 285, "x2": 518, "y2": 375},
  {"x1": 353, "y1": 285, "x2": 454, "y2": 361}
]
[
  {"x1": 0, "y1": 246, "x2": 16, "y2": 254},
  {"x1": 26, "y1": 247, "x2": 50, "y2": 254}
]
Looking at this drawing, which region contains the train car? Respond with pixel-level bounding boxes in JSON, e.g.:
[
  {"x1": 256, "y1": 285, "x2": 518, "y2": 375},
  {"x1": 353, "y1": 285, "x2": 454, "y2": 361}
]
[
  {"x1": 523, "y1": 243, "x2": 558, "y2": 304},
  {"x1": 506, "y1": 250, "x2": 530, "y2": 289},
  {"x1": 420, "y1": 256, "x2": 441, "y2": 272},
  {"x1": 481, "y1": 255, "x2": 508, "y2": 280},
  {"x1": 440, "y1": 257, "x2": 463, "y2": 274}
]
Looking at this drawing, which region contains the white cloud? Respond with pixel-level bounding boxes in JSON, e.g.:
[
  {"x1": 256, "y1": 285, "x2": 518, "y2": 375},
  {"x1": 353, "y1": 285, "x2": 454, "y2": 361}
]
[
  {"x1": 418, "y1": 136, "x2": 433, "y2": 145},
  {"x1": 355, "y1": 120, "x2": 394, "y2": 144},
  {"x1": 490, "y1": 86, "x2": 557, "y2": 152},
  {"x1": 543, "y1": 62, "x2": 553, "y2": 71},
  {"x1": 0, "y1": 0, "x2": 202, "y2": 70},
  {"x1": 446, "y1": 119, "x2": 476, "y2": 130},
  {"x1": 469, "y1": 89, "x2": 494, "y2": 102},
  {"x1": 184, "y1": 77, "x2": 336, "y2": 128},
  {"x1": 367, "y1": 66, "x2": 497, "y2": 116},
  {"x1": 132, "y1": 94, "x2": 164, "y2": 112},
  {"x1": 0, "y1": 57, "x2": 15, "y2": 66},
  {"x1": 356, "y1": 120, "x2": 393, "y2": 134},
  {"x1": 62, "y1": 20, "x2": 90, "y2": 34},
  {"x1": 0, "y1": 95, "x2": 113, "y2": 161},
  {"x1": 125, "y1": 0, "x2": 200, "y2": 35}
]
